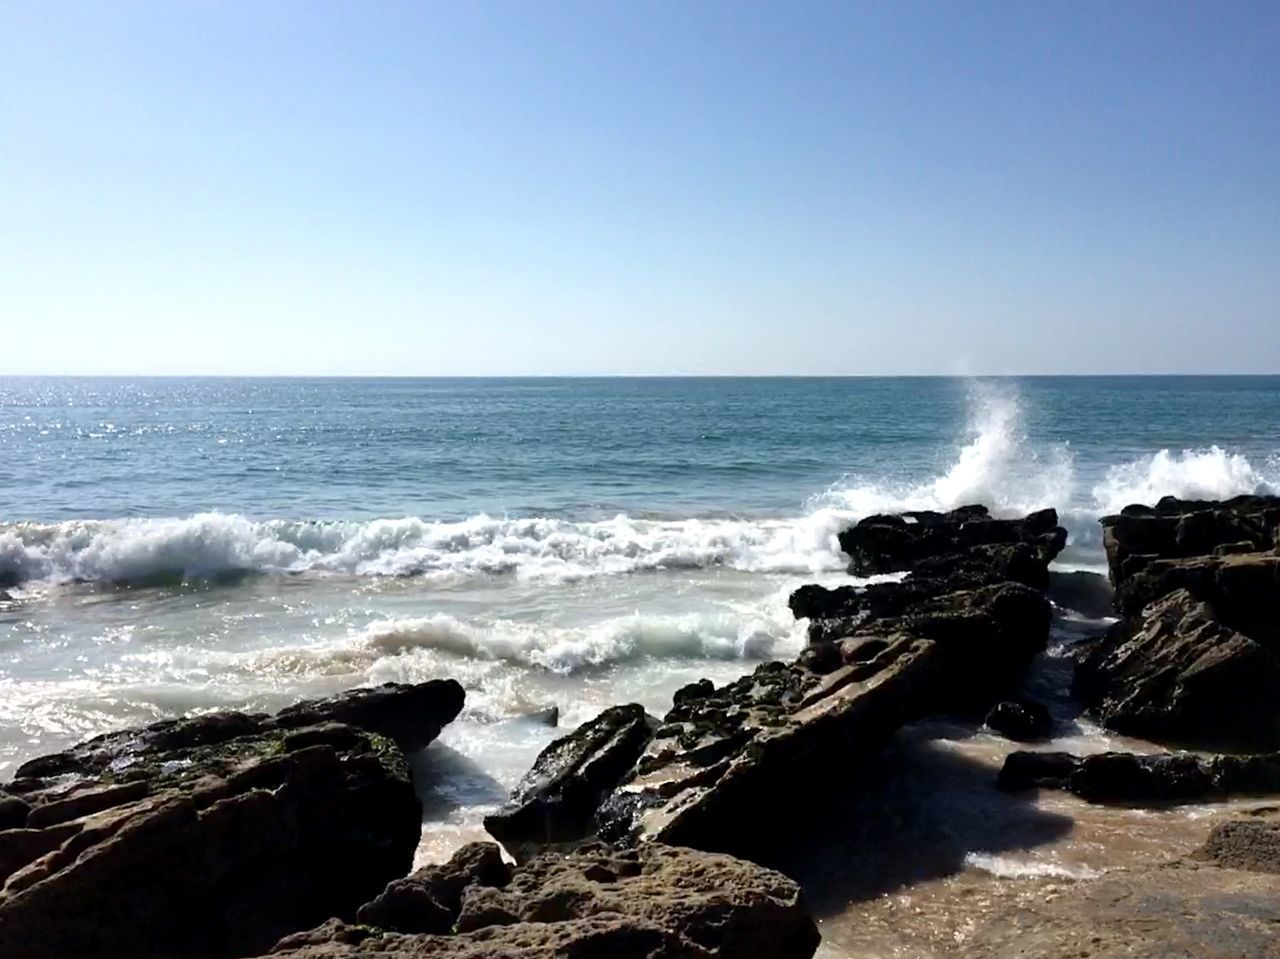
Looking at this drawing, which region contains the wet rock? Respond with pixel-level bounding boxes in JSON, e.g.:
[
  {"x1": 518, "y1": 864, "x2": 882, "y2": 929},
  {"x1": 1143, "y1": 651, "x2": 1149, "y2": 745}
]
[
  {"x1": 274, "y1": 679, "x2": 465, "y2": 753},
  {"x1": 1045, "y1": 569, "x2": 1115, "y2": 619},
  {"x1": 984, "y1": 698, "x2": 1052, "y2": 741},
  {"x1": 0, "y1": 792, "x2": 30, "y2": 830},
  {"x1": 1101, "y1": 495, "x2": 1280, "y2": 583},
  {"x1": 265, "y1": 842, "x2": 818, "y2": 959},
  {"x1": 0, "y1": 681, "x2": 463, "y2": 959},
  {"x1": 837, "y1": 506, "x2": 1066, "y2": 576},
  {"x1": 998, "y1": 749, "x2": 1280, "y2": 804},
  {"x1": 357, "y1": 842, "x2": 513, "y2": 934},
  {"x1": 1074, "y1": 589, "x2": 1280, "y2": 746},
  {"x1": 594, "y1": 636, "x2": 944, "y2": 858},
  {"x1": 484, "y1": 704, "x2": 658, "y2": 860}
]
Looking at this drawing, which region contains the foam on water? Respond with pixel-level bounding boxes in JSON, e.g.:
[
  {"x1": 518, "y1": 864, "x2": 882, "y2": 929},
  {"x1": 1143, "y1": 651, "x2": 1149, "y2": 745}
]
[
  {"x1": 962, "y1": 851, "x2": 1104, "y2": 880},
  {"x1": 1091, "y1": 446, "x2": 1280, "y2": 515},
  {"x1": 4, "y1": 382, "x2": 1275, "y2": 589},
  {"x1": 818, "y1": 381, "x2": 1075, "y2": 519}
]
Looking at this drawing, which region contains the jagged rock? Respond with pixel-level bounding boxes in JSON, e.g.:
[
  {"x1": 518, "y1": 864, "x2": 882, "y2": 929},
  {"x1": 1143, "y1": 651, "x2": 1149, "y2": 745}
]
[
  {"x1": 264, "y1": 842, "x2": 818, "y2": 959},
  {"x1": 484, "y1": 704, "x2": 658, "y2": 860},
  {"x1": 1101, "y1": 495, "x2": 1280, "y2": 584},
  {"x1": 357, "y1": 842, "x2": 513, "y2": 934},
  {"x1": 594, "y1": 636, "x2": 943, "y2": 858},
  {"x1": 997, "y1": 749, "x2": 1280, "y2": 804},
  {"x1": 984, "y1": 698, "x2": 1052, "y2": 741},
  {"x1": 267, "y1": 916, "x2": 712, "y2": 958},
  {"x1": 1112, "y1": 552, "x2": 1280, "y2": 628},
  {"x1": 0, "y1": 680, "x2": 464, "y2": 959},
  {"x1": 1074, "y1": 589, "x2": 1280, "y2": 746},
  {"x1": 1198, "y1": 810, "x2": 1280, "y2": 873},
  {"x1": 837, "y1": 506, "x2": 1066, "y2": 576},
  {"x1": 274, "y1": 679, "x2": 466, "y2": 753}
]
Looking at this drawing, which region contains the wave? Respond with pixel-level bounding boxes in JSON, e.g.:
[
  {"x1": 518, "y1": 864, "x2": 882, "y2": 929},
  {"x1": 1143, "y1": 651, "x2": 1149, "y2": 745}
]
[
  {"x1": 0, "y1": 511, "x2": 855, "y2": 587},
  {"x1": 3, "y1": 383, "x2": 1276, "y2": 588},
  {"x1": 816, "y1": 381, "x2": 1076, "y2": 519},
  {"x1": 1091, "y1": 446, "x2": 1279, "y2": 515},
  {"x1": 963, "y1": 851, "x2": 1103, "y2": 880}
]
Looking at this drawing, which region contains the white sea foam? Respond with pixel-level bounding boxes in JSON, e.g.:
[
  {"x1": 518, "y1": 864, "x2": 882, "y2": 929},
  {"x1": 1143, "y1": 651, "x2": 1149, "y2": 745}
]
[
  {"x1": 0, "y1": 511, "x2": 854, "y2": 587},
  {"x1": 4, "y1": 384, "x2": 1275, "y2": 588},
  {"x1": 818, "y1": 381, "x2": 1075, "y2": 519},
  {"x1": 1091, "y1": 446, "x2": 1279, "y2": 515},
  {"x1": 963, "y1": 851, "x2": 1103, "y2": 880}
]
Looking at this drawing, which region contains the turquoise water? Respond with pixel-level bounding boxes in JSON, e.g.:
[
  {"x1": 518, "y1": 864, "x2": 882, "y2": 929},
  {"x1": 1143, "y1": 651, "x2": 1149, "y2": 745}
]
[{"x1": 1, "y1": 375, "x2": 1279, "y2": 863}]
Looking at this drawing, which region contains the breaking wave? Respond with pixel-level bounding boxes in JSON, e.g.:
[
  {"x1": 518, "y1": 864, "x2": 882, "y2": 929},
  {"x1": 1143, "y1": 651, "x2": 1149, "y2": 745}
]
[{"x1": 3, "y1": 383, "x2": 1276, "y2": 588}]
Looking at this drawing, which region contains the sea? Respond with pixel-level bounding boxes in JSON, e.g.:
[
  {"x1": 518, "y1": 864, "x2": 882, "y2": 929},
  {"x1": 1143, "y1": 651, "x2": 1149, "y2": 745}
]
[{"x1": 3, "y1": 375, "x2": 1279, "y2": 955}]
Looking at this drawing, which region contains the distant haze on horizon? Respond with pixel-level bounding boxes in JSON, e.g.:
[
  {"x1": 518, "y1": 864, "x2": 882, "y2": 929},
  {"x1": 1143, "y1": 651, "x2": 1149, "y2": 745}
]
[{"x1": 2, "y1": 1, "x2": 1277, "y2": 377}]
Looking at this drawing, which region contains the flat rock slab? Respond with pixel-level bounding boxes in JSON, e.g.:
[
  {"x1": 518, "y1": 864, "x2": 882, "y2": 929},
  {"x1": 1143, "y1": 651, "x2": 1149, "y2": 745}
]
[{"x1": 955, "y1": 860, "x2": 1280, "y2": 959}]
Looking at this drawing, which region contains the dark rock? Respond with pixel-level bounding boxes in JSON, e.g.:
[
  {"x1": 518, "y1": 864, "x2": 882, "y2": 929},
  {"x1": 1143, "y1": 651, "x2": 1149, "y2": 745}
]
[
  {"x1": 520, "y1": 705, "x2": 559, "y2": 728},
  {"x1": 357, "y1": 842, "x2": 513, "y2": 934},
  {"x1": 1074, "y1": 589, "x2": 1280, "y2": 747},
  {"x1": 484, "y1": 704, "x2": 658, "y2": 860},
  {"x1": 1045, "y1": 570, "x2": 1115, "y2": 619},
  {"x1": 984, "y1": 698, "x2": 1052, "y2": 741},
  {"x1": 275, "y1": 679, "x2": 465, "y2": 753},
  {"x1": 998, "y1": 749, "x2": 1280, "y2": 804},
  {"x1": 594, "y1": 636, "x2": 944, "y2": 858},
  {"x1": 1101, "y1": 495, "x2": 1280, "y2": 584},
  {"x1": 0, "y1": 680, "x2": 462, "y2": 959},
  {"x1": 0, "y1": 793, "x2": 30, "y2": 830},
  {"x1": 837, "y1": 506, "x2": 1066, "y2": 576}
]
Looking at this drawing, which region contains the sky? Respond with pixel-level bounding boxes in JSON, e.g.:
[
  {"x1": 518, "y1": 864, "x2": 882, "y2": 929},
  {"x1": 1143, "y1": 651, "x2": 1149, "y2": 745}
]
[{"x1": 1, "y1": 2, "x2": 1277, "y2": 376}]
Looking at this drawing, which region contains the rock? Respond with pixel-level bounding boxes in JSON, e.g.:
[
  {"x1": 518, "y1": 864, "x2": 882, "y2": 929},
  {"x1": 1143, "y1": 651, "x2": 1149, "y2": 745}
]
[
  {"x1": 275, "y1": 679, "x2": 465, "y2": 753},
  {"x1": 954, "y1": 859, "x2": 1280, "y2": 959},
  {"x1": 0, "y1": 792, "x2": 30, "y2": 830},
  {"x1": 267, "y1": 916, "x2": 712, "y2": 958},
  {"x1": 357, "y1": 842, "x2": 513, "y2": 934},
  {"x1": 484, "y1": 704, "x2": 658, "y2": 861},
  {"x1": 984, "y1": 698, "x2": 1052, "y2": 741},
  {"x1": 1074, "y1": 589, "x2": 1280, "y2": 746},
  {"x1": 997, "y1": 749, "x2": 1280, "y2": 804},
  {"x1": 457, "y1": 843, "x2": 818, "y2": 958},
  {"x1": 1045, "y1": 569, "x2": 1115, "y2": 619},
  {"x1": 264, "y1": 842, "x2": 819, "y2": 959},
  {"x1": 837, "y1": 506, "x2": 1066, "y2": 576},
  {"x1": 1101, "y1": 495, "x2": 1280, "y2": 583},
  {"x1": 0, "y1": 680, "x2": 464, "y2": 959},
  {"x1": 594, "y1": 636, "x2": 944, "y2": 858},
  {"x1": 1198, "y1": 811, "x2": 1280, "y2": 874}
]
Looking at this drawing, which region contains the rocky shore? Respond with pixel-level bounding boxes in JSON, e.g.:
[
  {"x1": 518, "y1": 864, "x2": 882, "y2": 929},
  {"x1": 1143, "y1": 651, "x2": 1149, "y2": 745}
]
[{"x1": 4, "y1": 498, "x2": 1280, "y2": 957}]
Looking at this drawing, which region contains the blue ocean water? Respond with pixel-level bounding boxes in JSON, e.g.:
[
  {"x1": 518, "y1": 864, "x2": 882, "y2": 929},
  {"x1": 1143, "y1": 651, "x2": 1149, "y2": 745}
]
[
  {"x1": 1, "y1": 375, "x2": 1279, "y2": 873},
  {"x1": 3, "y1": 375, "x2": 1278, "y2": 525}
]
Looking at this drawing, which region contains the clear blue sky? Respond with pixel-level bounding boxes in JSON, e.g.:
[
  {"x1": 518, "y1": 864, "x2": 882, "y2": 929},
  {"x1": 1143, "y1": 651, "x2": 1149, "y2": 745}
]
[{"x1": 2, "y1": 1, "x2": 1277, "y2": 375}]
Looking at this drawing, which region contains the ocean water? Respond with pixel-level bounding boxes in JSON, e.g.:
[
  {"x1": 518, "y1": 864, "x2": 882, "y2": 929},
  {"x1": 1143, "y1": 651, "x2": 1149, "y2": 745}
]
[{"x1": 3, "y1": 375, "x2": 1280, "y2": 880}]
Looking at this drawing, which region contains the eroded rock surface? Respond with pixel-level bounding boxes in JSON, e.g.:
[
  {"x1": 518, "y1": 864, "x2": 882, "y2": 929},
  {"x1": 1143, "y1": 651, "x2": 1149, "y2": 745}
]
[
  {"x1": 483, "y1": 703, "x2": 657, "y2": 861},
  {"x1": 264, "y1": 841, "x2": 819, "y2": 959},
  {"x1": 1079, "y1": 496, "x2": 1280, "y2": 747},
  {"x1": 0, "y1": 680, "x2": 463, "y2": 959}
]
